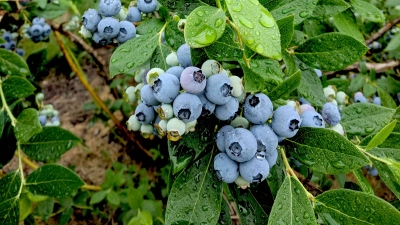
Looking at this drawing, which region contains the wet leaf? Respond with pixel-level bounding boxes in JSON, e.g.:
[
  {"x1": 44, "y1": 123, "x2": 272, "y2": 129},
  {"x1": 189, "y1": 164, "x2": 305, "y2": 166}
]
[
  {"x1": 14, "y1": 108, "x2": 42, "y2": 143},
  {"x1": 268, "y1": 69, "x2": 301, "y2": 100},
  {"x1": 333, "y1": 9, "x2": 364, "y2": 43},
  {"x1": 270, "y1": 0, "x2": 318, "y2": 25},
  {"x1": 350, "y1": 0, "x2": 385, "y2": 23},
  {"x1": 0, "y1": 49, "x2": 30, "y2": 76},
  {"x1": 366, "y1": 120, "x2": 397, "y2": 151},
  {"x1": 151, "y1": 43, "x2": 171, "y2": 71},
  {"x1": 385, "y1": 32, "x2": 400, "y2": 52},
  {"x1": 165, "y1": 19, "x2": 186, "y2": 51},
  {"x1": 204, "y1": 25, "x2": 243, "y2": 61},
  {"x1": 2, "y1": 76, "x2": 35, "y2": 100},
  {"x1": 352, "y1": 169, "x2": 374, "y2": 194},
  {"x1": 377, "y1": 86, "x2": 397, "y2": 109},
  {"x1": 276, "y1": 15, "x2": 294, "y2": 50},
  {"x1": 0, "y1": 172, "x2": 21, "y2": 225},
  {"x1": 310, "y1": 0, "x2": 350, "y2": 19}
]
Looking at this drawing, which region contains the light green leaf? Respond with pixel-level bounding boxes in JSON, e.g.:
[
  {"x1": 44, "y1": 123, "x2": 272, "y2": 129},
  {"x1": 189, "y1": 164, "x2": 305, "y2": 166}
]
[
  {"x1": 363, "y1": 83, "x2": 376, "y2": 98},
  {"x1": 270, "y1": 0, "x2": 318, "y2": 25},
  {"x1": 268, "y1": 176, "x2": 317, "y2": 225},
  {"x1": 360, "y1": 132, "x2": 400, "y2": 149},
  {"x1": 377, "y1": 86, "x2": 397, "y2": 109},
  {"x1": 352, "y1": 169, "x2": 374, "y2": 194},
  {"x1": 0, "y1": 171, "x2": 21, "y2": 225},
  {"x1": 341, "y1": 103, "x2": 396, "y2": 136},
  {"x1": 204, "y1": 25, "x2": 243, "y2": 61},
  {"x1": 14, "y1": 108, "x2": 42, "y2": 143},
  {"x1": 348, "y1": 74, "x2": 366, "y2": 92},
  {"x1": 136, "y1": 18, "x2": 164, "y2": 36},
  {"x1": 276, "y1": 15, "x2": 294, "y2": 50},
  {"x1": 89, "y1": 190, "x2": 107, "y2": 205},
  {"x1": 0, "y1": 49, "x2": 30, "y2": 76},
  {"x1": 19, "y1": 194, "x2": 33, "y2": 221},
  {"x1": 310, "y1": 0, "x2": 350, "y2": 19},
  {"x1": 218, "y1": 199, "x2": 232, "y2": 225},
  {"x1": 128, "y1": 210, "x2": 153, "y2": 225},
  {"x1": 25, "y1": 164, "x2": 84, "y2": 198},
  {"x1": 334, "y1": 9, "x2": 364, "y2": 43},
  {"x1": 294, "y1": 32, "x2": 368, "y2": 71},
  {"x1": 350, "y1": 0, "x2": 385, "y2": 23},
  {"x1": 150, "y1": 43, "x2": 171, "y2": 71},
  {"x1": 106, "y1": 191, "x2": 120, "y2": 206},
  {"x1": 2, "y1": 76, "x2": 36, "y2": 100},
  {"x1": 34, "y1": 0, "x2": 47, "y2": 9},
  {"x1": 185, "y1": 6, "x2": 226, "y2": 48},
  {"x1": 165, "y1": 151, "x2": 223, "y2": 225},
  {"x1": 366, "y1": 120, "x2": 397, "y2": 151},
  {"x1": 268, "y1": 70, "x2": 301, "y2": 100},
  {"x1": 226, "y1": 0, "x2": 282, "y2": 60},
  {"x1": 315, "y1": 189, "x2": 400, "y2": 224},
  {"x1": 283, "y1": 127, "x2": 370, "y2": 174},
  {"x1": 385, "y1": 0, "x2": 400, "y2": 7}
]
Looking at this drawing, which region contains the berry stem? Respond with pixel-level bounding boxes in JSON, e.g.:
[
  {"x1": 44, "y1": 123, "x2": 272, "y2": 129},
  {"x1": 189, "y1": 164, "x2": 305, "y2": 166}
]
[
  {"x1": 0, "y1": 80, "x2": 17, "y2": 126},
  {"x1": 216, "y1": 0, "x2": 222, "y2": 9},
  {"x1": 17, "y1": 142, "x2": 25, "y2": 197}
]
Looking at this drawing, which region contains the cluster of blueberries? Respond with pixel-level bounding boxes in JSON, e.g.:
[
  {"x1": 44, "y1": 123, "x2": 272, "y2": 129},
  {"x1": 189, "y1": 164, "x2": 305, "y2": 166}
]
[
  {"x1": 25, "y1": 17, "x2": 52, "y2": 43},
  {"x1": 36, "y1": 93, "x2": 60, "y2": 127},
  {"x1": 81, "y1": 0, "x2": 158, "y2": 45},
  {"x1": 0, "y1": 31, "x2": 25, "y2": 56}
]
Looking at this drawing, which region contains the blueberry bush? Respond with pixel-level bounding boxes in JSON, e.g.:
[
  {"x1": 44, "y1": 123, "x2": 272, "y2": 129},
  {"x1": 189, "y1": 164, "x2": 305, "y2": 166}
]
[{"x1": 1, "y1": 0, "x2": 400, "y2": 224}]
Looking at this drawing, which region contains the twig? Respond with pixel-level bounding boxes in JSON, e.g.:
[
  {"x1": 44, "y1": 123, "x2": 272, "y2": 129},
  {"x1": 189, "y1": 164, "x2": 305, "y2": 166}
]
[
  {"x1": 365, "y1": 17, "x2": 400, "y2": 45},
  {"x1": 326, "y1": 60, "x2": 399, "y2": 75}
]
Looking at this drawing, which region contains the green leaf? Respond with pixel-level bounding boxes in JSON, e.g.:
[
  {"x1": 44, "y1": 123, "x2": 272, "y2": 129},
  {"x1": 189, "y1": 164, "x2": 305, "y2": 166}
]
[
  {"x1": 106, "y1": 191, "x2": 120, "y2": 206},
  {"x1": 315, "y1": 189, "x2": 400, "y2": 224},
  {"x1": 376, "y1": 75, "x2": 400, "y2": 94},
  {"x1": 36, "y1": 198, "x2": 54, "y2": 221},
  {"x1": 276, "y1": 15, "x2": 294, "y2": 50},
  {"x1": 110, "y1": 33, "x2": 159, "y2": 78},
  {"x1": 348, "y1": 74, "x2": 366, "y2": 92},
  {"x1": 226, "y1": 0, "x2": 282, "y2": 60},
  {"x1": 136, "y1": 18, "x2": 164, "y2": 35},
  {"x1": 0, "y1": 49, "x2": 30, "y2": 76},
  {"x1": 21, "y1": 127, "x2": 81, "y2": 161},
  {"x1": 268, "y1": 176, "x2": 317, "y2": 225},
  {"x1": 128, "y1": 187, "x2": 144, "y2": 210},
  {"x1": 385, "y1": 32, "x2": 400, "y2": 51},
  {"x1": 360, "y1": 132, "x2": 400, "y2": 149},
  {"x1": 341, "y1": 103, "x2": 396, "y2": 136},
  {"x1": 310, "y1": 0, "x2": 350, "y2": 19},
  {"x1": 14, "y1": 108, "x2": 42, "y2": 143},
  {"x1": 59, "y1": 207, "x2": 73, "y2": 225},
  {"x1": 362, "y1": 83, "x2": 376, "y2": 98},
  {"x1": 333, "y1": 9, "x2": 364, "y2": 43},
  {"x1": 366, "y1": 120, "x2": 397, "y2": 151},
  {"x1": 294, "y1": 32, "x2": 368, "y2": 71},
  {"x1": 150, "y1": 43, "x2": 171, "y2": 71},
  {"x1": 165, "y1": 151, "x2": 222, "y2": 225},
  {"x1": 270, "y1": 0, "x2": 318, "y2": 25},
  {"x1": 0, "y1": 110, "x2": 5, "y2": 138},
  {"x1": 325, "y1": 78, "x2": 350, "y2": 92},
  {"x1": 267, "y1": 150, "x2": 286, "y2": 198},
  {"x1": 34, "y1": 0, "x2": 47, "y2": 9},
  {"x1": 128, "y1": 210, "x2": 153, "y2": 225},
  {"x1": 0, "y1": 171, "x2": 21, "y2": 225},
  {"x1": 204, "y1": 25, "x2": 243, "y2": 61},
  {"x1": 377, "y1": 86, "x2": 397, "y2": 109},
  {"x1": 350, "y1": 0, "x2": 385, "y2": 23},
  {"x1": 33, "y1": 0, "x2": 69, "y2": 19},
  {"x1": 2, "y1": 76, "x2": 36, "y2": 100},
  {"x1": 89, "y1": 190, "x2": 108, "y2": 205},
  {"x1": 352, "y1": 169, "x2": 374, "y2": 194},
  {"x1": 158, "y1": 0, "x2": 216, "y2": 15},
  {"x1": 218, "y1": 199, "x2": 232, "y2": 225},
  {"x1": 25, "y1": 164, "x2": 84, "y2": 198},
  {"x1": 303, "y1": 19, "x2": 325, "y2": 38},
  {"x1": 268, "y1": 69, "x2": 301, "y2": 101},
  {"x1": 190, "y1": 47, "x2": 208, "y2": 67},
  {"x1": 185, "y1": 6, "x2": 226, "y2": 48},
  {"x1": 282, "y1": 51, "x2": 296, "y2": 76},
  {"x1": 165, "y1": 19, "x2": 185, "y2": 51},
  {"x1": 283, "y1": 127, "x2": 370, "y2": 174},
  {"x1": 19, "y1": 194, "x2": 33, "y2": 221},
  {"x1": 386, "y1": 0, "x2": 400, "y2": 7}
]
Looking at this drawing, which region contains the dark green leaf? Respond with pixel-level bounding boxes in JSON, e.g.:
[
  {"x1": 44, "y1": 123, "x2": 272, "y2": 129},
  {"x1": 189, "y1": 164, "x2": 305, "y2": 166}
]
[
  {"x1": 15, "y1": 108, "x2": 42, "y2": 143},
  {"x1": 260, "y1": 0, "x2": 282, "y2": 11},
  {"x1": 268, "y1": 176, "x2": 317, "y2": 225},
  {"x1": 276, "y1": 15, "x2": 294, "y2": 50},
  {"x1": 360, "y1": 132, "x2": 400, "y2": 149},
  {"x1": 128, "y1": 187, "x2": 144, "y2": 210},
  {"x1": 190, "y1": 47, "x2": 208, "y2": 67},
  {"x1": 303, "y1": 19, "x2": 326, "y2": 38},
  {"x1": 0, "y1": 49, "x2": 30, "y2": 76},
  {"x1": 59, "y1": 207, "x2": 73, "y2": 225},
  {"x1": 226, "y1": 0, "x2": 282, "y2": 60},
  {"x1": 158, "y1": 0, "x2": 216, "y2": 15},
  {"x1": 137, "y1": 18, "x2": 164, "y2": 35},
  {"x1": 315, "y1": 189, "x2": 400, "y2": 224},
  {"x1": 290, "y1": 30, "x2": 307, "y2": 46},
  {"x1": 341, "y1": 103, "x2": 396, "y2": 136},
  {"x1": 36, "y1": 198, "x2": 54, "y2": 221},
  {"x1": 21, "y1": 127, "x2": 81, "y2": 161},
  {"x1": 110, "y1": 33, "x2": 159, "y2": 78},
  {"x1": 366, "y1": 120, "x2": 397, "y2": 151},
  {"x1": 270, "y1": 0, "x2": 318, "y2": 25},
  {"x1": 376, "y1": 75, "x2": 400, "y2": 94},
  {"x1": 0, "y1": 121, "x2": 17, "y2": 169},
  {"x1": 165, "y1": 151, "x2": 223, "y2": 225},
  {"x1": 310, "y1": 0, "x2": 350, "y2": 19},
  {"x1": 268, "y1": 70, "x2": 301, "y2": 100},
  {"x1": 385, "y1": 32, "x2": 400, "y2": 52},
  {"x1": 204, "y1": 25, "x2": 242, "y2": 61},
  {"x1": 283, "y1": 127, "x2": 370, "y2": 174},
  {"x1": 377, "y1": 86, "x2": 397, "y2": 109},
  {"x1": 294, "y1": 33, "x2": 368, "y2": 71},
  {"x1": 348, "y1": 74, "x2": 366, "y2": 92},
  {"x1": 267, "y1": 150, "x2": 286, "y2": 198},
  {"x1": 106, "y1": 191, "x2": 120, "y2": 206},
  {"x1": 0, "y1": 110, "x2": 5, "y2": 138},
  {"x1": 362, "y1": 83, "x2": 376, "y2": 98},
  {"x1": 0, "y1": 171, "x2": 21, "y2": 225},
  {"x1": 218, "y1": 199, "x2": 232, "y2": 225},
  {"x1": 89, "y1": 190, "x2": 107, "y2": 205},
  {"x1": 350, "y1": 0, "x2": 385, "y2": 23},
  {"x1": 165, "y1": 19, "x2": 186, "y2": 51},
  {"x1": 33, "y1": 1, "x2": 69, "y2": 19},
  {"x1": 352, "y1": 169, "x2": 374, "y2": 194},
  {"x1": 25, "y1": 164, "x2": 84, "y2": 198},
  {"x1": 333, "y1": 9, "x2": 364, "y2": 43},
  {"x1": 325, "y1": 78, "x2": 350, "y2": 93},
  {"x1": 2, "y1": 76, "x2": 35, "y2": 100},
  {"x1": 282, "y1": 51, "x2": 296, "y2": 76},
  {"x1": 151, "y1": 43, "x2": 171, "y2": 71}
]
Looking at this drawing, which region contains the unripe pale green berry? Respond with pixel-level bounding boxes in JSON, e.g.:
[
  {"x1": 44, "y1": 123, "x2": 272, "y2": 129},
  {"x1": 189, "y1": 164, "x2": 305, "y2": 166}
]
[
  {"x1": 185, "y1": 120, "x2": 197, "y2": 133},
  {"x1": 79, "y1": 26, "x2": 93, "y2": 38},
  {"x1": 36, "y1": 93, "x2": 44, "y2": 101},
  {"x1": 166, "y1": 52, "x2": 180, "y2": 66},
  {"x1": 154, "y1": 119, "x2": 167, "y2": 136},
  {"x1": 127, "y1": 115, "x2": 141, "y2": 131},
  {"x1": 167, "y1": 118, "x2": 186, "y2": 141},
  {"x1": 336, "y1": 91, "x2": 347, "y2": 105},
  {"x1": 324, "y1": 87, "x2": 335, "y2": 100},
  {"x1": 124, "y1": 86, "x2": 137, "y2": 103},
  {"x1": 201, "y1": 59, "x2": 222, "y2": 78},
  {"x1": 146, "y1": 68, "x2": 165, "y2": 86},
  {"x1": 177, "y1": 19, "x2": 186, "y2": 32},
  {"x1": 159, "y1": 104, "x2": 174, "y2": 120},
  {"x1": 230, "y1": 116, "x2": 249, "y2": 129},
  {"x1": 235, "y1": 176, "x2": 250, "y2": 189},
  {"x1": 328, "y1": 123, "x2": 344, "y2": 135},
  {"x1": 140, "y1": 124, "x2": 154, "y2": 138},
  {"x1": 229, "y1": 76, "x2": 244, "y2": 98}
]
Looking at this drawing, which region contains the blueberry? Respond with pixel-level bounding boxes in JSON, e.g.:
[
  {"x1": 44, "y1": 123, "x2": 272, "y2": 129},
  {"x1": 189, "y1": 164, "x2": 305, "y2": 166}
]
[
  {"x1": 167, "y1": 118, "x2": 186, "y2": 141},
  {"x1": 299, "y1": 104, "x2": 315, "y2": 115},
  {"x1": 205, "y1": 74, "x2": 232, "y2": 105},
  {"x1": 39, "y1": 115, "x2": 47, "y2": 126},
  {"x1": 135, "y1": 103, "x2": 155, "y2": 124},
  {"x1": 127, "y1": 115, "x2": 141, "y2": 131},
  {"x1": 166, "y1": 52, "x2": 179, "y2": 66},
  {"x1": 51, "y1": 116, "x2": 59, "y2": 123},
  {"x1": 117, "y1": 21, "x2": 136, "y2": 43},
  {"x1": 373, "y1": 96, "x2": 381, "y2": 105},
  {"x1": 165, "y1": 66, "x2": 184, "y2": 79},
  {"x1": 180, "y1": 66, "x2": 206, "y2": 94},
  {"x1": 321, "y1": 102, "x2": 341, "y2": 126},
  {"x1": 196, "y1": 91, "x2": 215, "y2": 116},
  {"x1": 137, "y1": 0, "x2": 158, "y2": 13},
  {"x1": 215, "y1": 125, "x2": 234, "y2": 152},
  {"x1": 368, "y1": 167, "x2": 378, "y2": 176},
  {"x1": 32, "y1": 17, "x2": 45, "y2": 26},
  {"x1": 8, "y1": 41, "x2": 16, "y2": 51},
  {"x1": 300, "y1": 111, "x2": 325, "y2": 128},
  {"x1": 97, "y1": 17, "x2": 120, "y2": 39},
  {"x1": 314, "y1": 68, "x2": 322, "y2": 78},
  {"x1": 239, "y1": 157, "x2": 270, "y2": 183},
  {"x1": 42, "y1": 24, "x2": 51, "y2": 38},
  {"x1": 243, "y1": 93, "x2": 273, "y2": 124},
  {"x1": 2, "y1": 32, "x2": 13, "y2": 42},
  {"x1": 298, "y1": 97, "x2": 310, "y2": 105},
  {"x1": 176, "y1": 43, "x2": 192, "y2": 68},
  {"x1": 31, "y1": 35, "x2": 43, "y2": 43},
  {"x1": 98, "y1": 0, "x2": 122, "y2": 17},
  {"x1": 250, "y1": 124, "x2": 279, "y2": 168},
  {"x1": 354, "y1": 92, "x2": 367, "y2": 103},
  {"x1": 126, "y1": 7, "x2": 142, "y2": 22},
  {"x1": 92, "y1": 32, "x2": 111, "y2": 46},
  {"x1": 229, "y1": 76, "x2": 244, "y2": 98},
  {"x1": 201, "y1": 59, "x2": 222, "y2": 78},
  {"x1": 28, "y1": 24, "x2": 44, "y2": 37},
  {"x1": 16, "y1": 48, "x2": 25, "y2": 57},
  {"x1": 173, "y1": 93, "x2": 202, "y2": 122},
  {"x1": 215, "y1": 97, "x2": 239, "y2": 121},
  {"x1": 271, "y1": 105, "x2": 301, "y2": 138},
  {"x1": 152, "y1": 73, "x2": 180, "y2": 103},
  {"x1": 214, "y1": 153, "x2": 239, "y2": 183},
  {"x1": 225, "y1": 128, "x2": 257, "y2": 162},
  {"x1": 82, "y1": 9, "x2": 102, "y2": 32},
  {"x1": 0, "y1": 42, "x2": 9, "y2": 49},
  {"x1": 140, "y1": 84, "x2": 159, "y2": 106}
]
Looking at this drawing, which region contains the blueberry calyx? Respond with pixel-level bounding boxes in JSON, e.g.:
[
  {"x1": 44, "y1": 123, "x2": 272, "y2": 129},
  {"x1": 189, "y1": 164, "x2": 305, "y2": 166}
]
[
  {"x1": 82, "y1": 17, "x2": 87, "y2": 26},
  {"x1": 215, "y1": 170, "x2": 222, "y2": 181},
  {"x1": 229, "y1": 142, "x2": 242, "y2": 156},
  {"x1": 193, "y1": 70, "x2": 205, "y2": 83},
  {"x1": 201, "y1": 108, "x2": 211, "y2": 116},
  {"x1": 120, "y1": 28, "x2": 127, "y2": 37},
  {"x1": 152, "y1": 79, "x2": 162, "y2": 92},
  {"x1": 136, "y1": 112, "x2": 146, "y2": 122},
  {"x1": 289, "y1": 119, "x2": 300, "y2": 131},
  {"x1": 252, "y1": 173, "x2": 263, "y2": 183},
  {"x1": 313, "y1": 115, "x2": 323, "y2": 126},
  {"x1": 249, "y1": 95, "x2": 260, "y2": 107},
  {"x1": 178, "y1": 109, "x2": 191, "y2": 120},
  {"x1": 144, "y1": 0, "x2": 152, "y2": 3},
  {"x1": 221, "y1": 83, "x2": 232, "y2": 97},
  {"x1": 104, "y1": 26, "x2": 114, "y2": 35}
]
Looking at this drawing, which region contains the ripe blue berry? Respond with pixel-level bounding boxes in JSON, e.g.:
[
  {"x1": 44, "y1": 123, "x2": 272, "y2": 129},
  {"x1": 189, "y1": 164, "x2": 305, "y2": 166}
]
[
  {"x1": 98, "y1": 0, "x2": 122, "y2": 17},
  {"x1": 82, "y1": 9, "x2": 102, "y2": 32},
  {"x1": 92, "y1": 32, "x2": 111, "y2": 46},
  {"x1": 140, "y1": 84, "x2": 159, "y2": 106},
  {"x1": 39, "y1": 115, "x2": 47, "y2": 126},
  {"x1": 98, "y1": 17, "x2": 120, "y2": 39},
  {"x1": 31, "y1": 35, "x2": 43, "y2": 43},
  {"x1": 243, "y1": 93, "x2": 273, "y2": 124},
  {"x1": 215, "y1": 125, "x2": 234, "y2": 152},
  {"x1": 196, "y1": 91, "x2": 216, "y2": 116},
  {"x1": 2, "y1": 32, "x2": 13, "y2": 42},
  {"x1": 225, "y1": 128, "x2": 257, "y2": 162},
  {"x1": 368, "y1": 167, "x2": 378, "y2": 176},
  {"x1": 152, "y1": 73, "x2": 180, "y2": 103},
  {"x1": 42, "y1": 24, "x2": 51, "y2": 38},
  {"x1": 137, "y1": 0, "x2": 158, "y2": 13},
  {"x1": 354, "y1": 92, "x2": 367, "y2": 103},
  {"x1": 173, "y1": 93, "x2": 202, "y2": 122},
  {"x1": 32, "y1": 17, "x2": 45, "y2": 26},
  {"x1": 180, "y1": 67, "x2": 206, "y2": 94},
  {"x1": 51, "y1": 116, "x2": 59, "y2": 123},
  {"x1": 215, "y1": 97, "x2": 239, "y2": 121},
  {"x1": 126, "y1": 7, "x2": 142, "y2": 22},
  {"x1": 117, "y1": 21, "x2": 136, "y2": 43},
  {"x1": 298, "y1": 97, "x2": 310, "y2": 105},
  {"x1": 205, "y1": 74, "x2": 232, "y2": 105},
  {"x1": 373, "y1": 96, "x2": 381, "y2": 105},
  {"x1": 177, "y1": 43, "x2": 192, "y2": 68},
  {"x1": 239, "y1": 157, "x2": 270, "y2": 183},
  {"x1": 300, "y1": 111, "x2": 325, "y2": 128},
  {"x1": 271, "y1": 105, "x2": 301, "y2": 138},
  {"x1": 16, "y1": 48, "x2": 25, "y2": 57},
  {"x1": 28, "y1": 24, "x2": 44, "y2": 37},
  {"x1": 135, "y1": 103, "x2": 155, "y2": 124},
  {"x1": 8, "y1": 41, "x2": 16, "y2": 51},
  {"x1": 214, "y1": 153, "x2": 239, "y2": 183},
  {"x1": 165, "y1": 66, "x2": 184, "y2": 79},
  {"x1": 321, "y1": 102, "x2": 341, "y2": 126},
  {"x1": 250, "y1": 124, "x2": 279, "y2": 168}
]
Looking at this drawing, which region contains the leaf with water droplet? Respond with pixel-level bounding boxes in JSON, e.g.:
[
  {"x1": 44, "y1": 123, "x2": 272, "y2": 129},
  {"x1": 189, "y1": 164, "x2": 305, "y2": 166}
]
[
  {"x1": 365, "y1": 120, "x2": 397, "y2": 151},
  {"x1": 151, "y1": 43, "x2": 171, "y2": 71},
  {"x1": 227, "y1": 0, "x2": 281, "y2": 60},
  {"x1": 282, "y1": 127, "x2": 370, "y2": 174},
  {"x1": 268, "y1": 176, "x2": 317, "y2": 225},
  {"x1": 2, "y1": 76, "x2": 36, "y2": 101},
  {"x1": 309, "y1": 0, "x2": 350, "y2": 19},
  {"x1": 165, "y1": 19, "x2": 186, "y2": 51},
  {"x1": 333, "y1": 9, "x2": 364, "y2": 43},
  {"x1": 14, "y1": 108, "x2": 42, "y2": 143},
  {"x1": 270, "y1": 0, "x2": 318, "y2": 25},
  {"x1": 378, "y1": 86, "x2": 397, "y2": 109},
  {"x1": 0, "y1": 171, "x2": 21, "y2": 225},
  {"x1": 267, "y1": 69, "x2": 301, "y2": 100},
  {"x1": 315, "y1": 189, "x2": 400, "y2": 224},
  {"x1": 267, "y1": 150, "x2": 286, "y2": 198},
  {"x1": 350, "y1": 0, "x2": 384, "y2": 23},
  {"x1": 0, "y1": 48, "x2": 30, "y2": 76},
  {"x1": 352, "y1": 168, "x2": 374, "y2": 194},
  {"x1": 204, "y1": 25, "x2": 243, "y2": 61},
  {"x1": 276, "y1": 15, "x2": 294, "y2": 50}
]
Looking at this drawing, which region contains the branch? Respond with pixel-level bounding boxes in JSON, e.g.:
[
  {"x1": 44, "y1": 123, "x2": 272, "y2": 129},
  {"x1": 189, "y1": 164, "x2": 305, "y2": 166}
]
[
  {"x1": 326, "y1": 60, "x2": 400, "y2": 75},
  {"x1": 365, "y1": 17, "x2": 400, "y2": 45}
]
